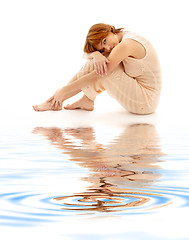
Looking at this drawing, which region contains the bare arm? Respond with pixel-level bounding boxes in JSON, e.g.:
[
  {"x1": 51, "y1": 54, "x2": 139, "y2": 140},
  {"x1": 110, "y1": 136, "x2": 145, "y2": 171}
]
[
  {"x1": 48, "y1": 70, "x2": 99, "y2": 108},
  {"x1": 106, "y1": 40, "x2": 130, "y2": 75},
  {"x1": 106, "y1": 38, "x2": 146, "y2": 75},
  {"x1": 61, "y1": 70, "x2": 98, "y2": 100}
]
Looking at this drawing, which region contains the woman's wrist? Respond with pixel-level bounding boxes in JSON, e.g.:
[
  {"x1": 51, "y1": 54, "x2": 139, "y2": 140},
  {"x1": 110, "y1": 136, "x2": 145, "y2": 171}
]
[
  {"x1": 83, "y1": 51, "x2": 100, "y2": 60},
  {"x1": 91, "y1": 51, "x2": 101, "y2": 59}
]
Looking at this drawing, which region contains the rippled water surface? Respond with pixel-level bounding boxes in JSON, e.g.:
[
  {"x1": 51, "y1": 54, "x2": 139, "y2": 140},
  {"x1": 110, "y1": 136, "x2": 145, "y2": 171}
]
[{"x1": 1, "y1": 119, "x2": 189, "y2": 239}]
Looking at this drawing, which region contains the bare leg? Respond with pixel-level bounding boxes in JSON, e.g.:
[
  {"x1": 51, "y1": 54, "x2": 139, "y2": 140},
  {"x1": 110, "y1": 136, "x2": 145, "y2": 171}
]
[
  {"x1": 33, "y1": 61, "x2": 97, "y2": 112},
  {"x1": 32, "y1": 74, "x2": 80, "y2": 112}
]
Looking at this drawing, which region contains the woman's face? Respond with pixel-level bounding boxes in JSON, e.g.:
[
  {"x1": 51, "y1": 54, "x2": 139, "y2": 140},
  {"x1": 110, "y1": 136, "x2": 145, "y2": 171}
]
[{"x1": 95, "y1": 32, "x2": 119, "y2": 53}]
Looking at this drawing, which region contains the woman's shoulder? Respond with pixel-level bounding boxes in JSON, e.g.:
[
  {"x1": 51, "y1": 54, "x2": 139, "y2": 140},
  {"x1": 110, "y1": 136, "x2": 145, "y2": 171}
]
[
  {"x1": 122, "y1": 31, "x2": 150, "y2": 47},
  {"x1": 121, "y1": 32, "x2": 143, "y2": 48},
  {"x1": 122, "y1": 31, "x2": 142, "y2": 41},
  {"x1": 121, "y1": 32, "x2": 147, "y2": 59}
]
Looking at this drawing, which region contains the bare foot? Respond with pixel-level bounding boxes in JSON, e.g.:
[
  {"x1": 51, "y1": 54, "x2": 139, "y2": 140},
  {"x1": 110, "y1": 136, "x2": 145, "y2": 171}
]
[
  {"x1": 64, "y1": 95, "x2": 94, "y2": 111},
  {"x1": 32, "y1": 100, "x2": 62, "y2": 112}
]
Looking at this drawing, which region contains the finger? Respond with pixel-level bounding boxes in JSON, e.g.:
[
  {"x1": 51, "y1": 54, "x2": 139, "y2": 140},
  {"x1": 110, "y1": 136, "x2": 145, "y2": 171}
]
[
  {"x1": 100, "y1": 62, "x2": 105, "y2": 76},
  {"x1": 53, "y1": 100, "x2": 59, "y2": 110},
  {"x1": 96, "y1": 64, "x2": 100, "y2": 75},
  {"x1": 55, "y1": 100, "x2": 59, "y2": 109},
  {"x1": 101, "y1": 62, "x2": 107, "y2": 77},
  {"x1": 99, "y1": 63, "x2": 104, "y2": 77},
  {"x1": 58, "y1": 101, "x2": 62, "y2": 108},
  {"x1": 94, "y1": 63, "x2": 98, "y2": 75},
  {"x1": 94, "y1": 61, "x2": 101, "y2": 75},
  {"x1": 100, "y1": 69, "x2": 104, "y2": 76},
  {"x1": 51, "y1": 99, "x2": 55, "y2": 108}
]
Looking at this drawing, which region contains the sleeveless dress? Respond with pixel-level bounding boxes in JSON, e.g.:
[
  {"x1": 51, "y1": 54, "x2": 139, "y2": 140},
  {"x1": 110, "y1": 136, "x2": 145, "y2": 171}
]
[{"x1": 78, "y1": 31, "x2": 162, "y2": 114}]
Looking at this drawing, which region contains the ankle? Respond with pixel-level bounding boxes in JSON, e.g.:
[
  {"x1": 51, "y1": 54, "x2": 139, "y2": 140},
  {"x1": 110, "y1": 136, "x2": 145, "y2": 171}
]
[{"x1": 83, "y1": 95, "x2": 94, "y2": 103}]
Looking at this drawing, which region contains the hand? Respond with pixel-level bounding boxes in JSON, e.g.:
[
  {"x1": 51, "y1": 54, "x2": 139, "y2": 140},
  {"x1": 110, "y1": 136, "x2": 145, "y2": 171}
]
[
  {"x1": 46, "y1": 88, "x2": 64, "y2": 109},
  {"x1": 92, "y1": 51, "x2": 110, "y2": 77}
]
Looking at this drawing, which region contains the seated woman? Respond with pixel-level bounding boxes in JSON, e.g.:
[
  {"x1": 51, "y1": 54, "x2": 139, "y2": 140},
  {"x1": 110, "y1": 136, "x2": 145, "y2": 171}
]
[{"x1": 33, "y1": 23, "x2": 161, "y2": 115}]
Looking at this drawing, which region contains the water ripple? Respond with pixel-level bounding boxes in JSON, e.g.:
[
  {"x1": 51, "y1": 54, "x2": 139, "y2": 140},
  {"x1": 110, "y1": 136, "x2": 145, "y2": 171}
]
[
  {"x1": 1, "y1": 124, "x2": 189, "y2": 227},
  {"x1": 1, "y1": 185, "x2": 189, "y2": 226},
  {"x1": 53, "y1": 186, "x2": 189, "y2": 214},
  {"x1": 0, "y1": 192, "x2": 65, "y2": 226}
]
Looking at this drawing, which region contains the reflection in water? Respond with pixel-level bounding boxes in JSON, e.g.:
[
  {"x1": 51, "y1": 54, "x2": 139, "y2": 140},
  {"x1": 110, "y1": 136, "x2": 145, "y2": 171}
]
[{"x1": 33, "y1": 124, "x2": 165, "y2": 213}]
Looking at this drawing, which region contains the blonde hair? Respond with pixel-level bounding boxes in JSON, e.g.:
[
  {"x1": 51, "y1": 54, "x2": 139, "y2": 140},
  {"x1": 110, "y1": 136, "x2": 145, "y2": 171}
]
[{"x1": 84, "y1": 23, "x2": 124, "y2": 53}]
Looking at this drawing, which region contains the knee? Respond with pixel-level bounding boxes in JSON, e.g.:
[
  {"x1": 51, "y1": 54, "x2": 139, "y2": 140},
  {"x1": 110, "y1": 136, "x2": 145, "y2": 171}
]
[
  {"x1": 83, "y1": 60, "x2": 94, "y2": 73},
  {"x1": 77, "y1": 60, "x2": 94, "y2": 78}
]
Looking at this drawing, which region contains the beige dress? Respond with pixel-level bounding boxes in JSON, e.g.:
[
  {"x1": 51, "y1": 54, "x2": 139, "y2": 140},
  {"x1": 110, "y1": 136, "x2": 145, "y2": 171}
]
[{"x1": 78, "y1": 31, "x2": 162, "y2": 115}]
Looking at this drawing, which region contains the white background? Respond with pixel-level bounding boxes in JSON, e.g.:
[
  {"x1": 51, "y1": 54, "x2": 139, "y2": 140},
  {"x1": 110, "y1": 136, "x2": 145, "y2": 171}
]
[
  {"x1": 0, "y1": 1, "x2": 189, "y2": 239},
  {"x1": 0, "y1": 0, "x2": 189, "y2": 118}
]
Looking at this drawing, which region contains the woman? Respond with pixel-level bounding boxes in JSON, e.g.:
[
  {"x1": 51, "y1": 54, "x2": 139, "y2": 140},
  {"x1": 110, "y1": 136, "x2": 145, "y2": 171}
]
[{"x1": 33, "y1": 23, "x2": 161, "y2": 114}]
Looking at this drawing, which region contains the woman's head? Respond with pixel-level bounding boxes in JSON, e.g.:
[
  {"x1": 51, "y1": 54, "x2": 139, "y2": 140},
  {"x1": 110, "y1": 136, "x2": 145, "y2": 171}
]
[{"x1": 84, "y1": 23, "x2": 124, "y2": 53}]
